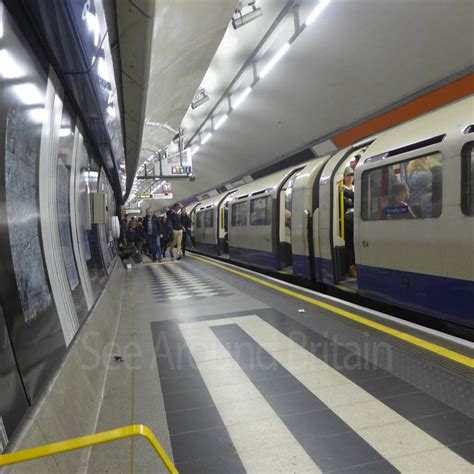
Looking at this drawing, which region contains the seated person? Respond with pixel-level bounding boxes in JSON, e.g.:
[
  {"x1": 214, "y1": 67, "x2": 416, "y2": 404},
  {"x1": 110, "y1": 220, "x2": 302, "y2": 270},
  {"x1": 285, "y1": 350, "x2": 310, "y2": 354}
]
[{"x1": 385, "y1": 182, "x2": 416, "y2": 219}]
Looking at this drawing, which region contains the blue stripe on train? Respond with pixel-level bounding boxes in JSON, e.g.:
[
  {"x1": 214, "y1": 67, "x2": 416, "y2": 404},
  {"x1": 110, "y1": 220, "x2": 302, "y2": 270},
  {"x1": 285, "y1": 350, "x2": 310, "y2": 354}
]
[
  {"x1": 292, "y1": 254, "x2": 309, "y2": 278},
  {"x1": 357, "y1": 264, "x2": 473, "y2": 328},
  {"x1": 229, "y1": 246, "x2": 278, "y2": 271},
  {"x1": 195, "y1": 242, "x2": 219, "y2": 256}
]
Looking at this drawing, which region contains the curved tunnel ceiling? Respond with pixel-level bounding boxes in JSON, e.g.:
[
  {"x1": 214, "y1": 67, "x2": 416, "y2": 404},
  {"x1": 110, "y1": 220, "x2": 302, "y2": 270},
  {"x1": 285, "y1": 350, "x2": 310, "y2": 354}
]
[
  {"x1": 139, "y1": 0, "x2": 239, "y2": 160},
  {"x1": 153, "y1": 0, "x2": 473, "y2": 205}
]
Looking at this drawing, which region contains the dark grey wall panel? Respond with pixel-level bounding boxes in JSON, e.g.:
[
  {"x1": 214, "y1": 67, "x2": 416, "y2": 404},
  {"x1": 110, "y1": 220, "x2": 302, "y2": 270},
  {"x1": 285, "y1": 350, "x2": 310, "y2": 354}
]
[
  {"x1": 0, "y1": 303, "x2": 29, "y2": 447},
  {"x1": 0, "y1": 3, "x2": 66, "y2": 403}
]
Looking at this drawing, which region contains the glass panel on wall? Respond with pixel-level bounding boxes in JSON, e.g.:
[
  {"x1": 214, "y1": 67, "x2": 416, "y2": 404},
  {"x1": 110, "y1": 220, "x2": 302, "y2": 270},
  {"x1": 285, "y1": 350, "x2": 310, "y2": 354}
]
[
  {"x1": 0, "y1": 3, "x2": 66, "y2": 404},
  {"x1": 57, "y1": 106, "x2": 88, "y2": 322},
  {"x1": 98, "y1": 168, "x2": 117, "y2": 274},
  {"x1": 81, "y1": 145, "x2": 107, "y2": 296}
]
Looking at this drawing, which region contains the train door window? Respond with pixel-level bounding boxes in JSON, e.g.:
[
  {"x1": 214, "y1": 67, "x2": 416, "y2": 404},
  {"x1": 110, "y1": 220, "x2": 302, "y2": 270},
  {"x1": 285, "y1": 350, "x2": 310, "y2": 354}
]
[
  {"x1": 196, "y1": 212, "x2": 203, "y2": 228},
  {"x1": 280, "y1": 173, "x2": 299, "y2": 244},
  {"x1": 204, "y1": 209, "x2": 214, "y2": 227},
  {"x1": 362, "y1": 153, "x2": 443, "y2": 221},
  {"x1": 461, "y1": 143, "x2": 474, "y2": 216},
  {"x1": 250, "y1": 196, "x2": 271, "y2": 225},
  {"x1": 231, "y1": 202, "x2": 248, "y2": 226}
]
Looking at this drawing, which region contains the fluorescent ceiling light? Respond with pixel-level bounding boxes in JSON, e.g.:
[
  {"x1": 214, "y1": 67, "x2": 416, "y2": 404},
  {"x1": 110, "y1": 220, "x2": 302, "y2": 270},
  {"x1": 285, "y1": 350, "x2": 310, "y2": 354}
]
[
  {"x1": 191, "y1": 145, "x2": 200, "y2": 155},
  {"x1": 29, "y1": 107, "x2": 46, "y2": 123},
  {"x1": 97, "y1": 57, "x2": 110, "y2": 82},
  {"x1": 305, "y1": 0, "x2": 330, "y2": 26},
  {"x1": 232, "y1": 86, "x2": 252, "y2": 110},
  {"x1": 106, "y1": 104, "x2": 115, "y2": 117},
  {"x1": 201, "y1": 133, "x2": 212, "y2": 145},
  {"x1": 0, "y1": 50, "x2": 24, "y2": 79},
  {"x1": 13, "y1": 83, "x2": 44, "y2": 105},
  {"x1": 0, "y1": 5, "x2": 3, "y2": 40},
  {"x1": 59, "y1": 127, "x2": 72, "y2": 137},
  {"x1": 259, "y1": 42, "x2": 290, "y2": 78},
  {"x1": 214, "y1": 114, "x2": 228, "y2": 130},
  {"x1": 85, "y1": 11, "x2": 100, "y2": 46}
]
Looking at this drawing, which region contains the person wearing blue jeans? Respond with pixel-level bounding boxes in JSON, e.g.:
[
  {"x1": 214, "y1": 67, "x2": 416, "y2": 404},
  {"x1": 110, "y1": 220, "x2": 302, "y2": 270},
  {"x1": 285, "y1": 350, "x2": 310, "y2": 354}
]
[{"x1": 143, "y1": 209, "x2": 162, "y2": 262}]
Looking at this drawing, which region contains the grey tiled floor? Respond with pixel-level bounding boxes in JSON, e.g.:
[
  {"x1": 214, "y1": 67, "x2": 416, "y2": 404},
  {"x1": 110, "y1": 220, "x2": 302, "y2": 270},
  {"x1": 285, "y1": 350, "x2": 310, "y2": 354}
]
[{"x1": 87, "y1": 256, "x2": 473, "y2": 473}]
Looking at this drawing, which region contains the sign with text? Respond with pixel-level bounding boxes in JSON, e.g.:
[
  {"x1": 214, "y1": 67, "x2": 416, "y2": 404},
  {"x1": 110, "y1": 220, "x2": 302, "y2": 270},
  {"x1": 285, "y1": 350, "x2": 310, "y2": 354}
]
[
  {"x1": 153, "y1": 192, "x2": 173, "y2": 200},
  {"x1": 156, "y1": 149, "x2": 193, "y2": 176}
]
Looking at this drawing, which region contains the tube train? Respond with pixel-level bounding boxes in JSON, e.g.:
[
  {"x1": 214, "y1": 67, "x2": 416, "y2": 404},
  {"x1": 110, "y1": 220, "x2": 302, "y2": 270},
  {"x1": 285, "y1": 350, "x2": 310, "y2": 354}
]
[{"x1": 186, "y1": 97, "x2": 474, "y2": 330}]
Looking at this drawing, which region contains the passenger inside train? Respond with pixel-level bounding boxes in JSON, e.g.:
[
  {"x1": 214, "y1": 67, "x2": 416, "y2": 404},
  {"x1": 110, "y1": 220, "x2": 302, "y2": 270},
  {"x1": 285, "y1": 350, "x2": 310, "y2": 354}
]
[{"x1": 341, "y1": 166, "x2": 356, "y2": 277}]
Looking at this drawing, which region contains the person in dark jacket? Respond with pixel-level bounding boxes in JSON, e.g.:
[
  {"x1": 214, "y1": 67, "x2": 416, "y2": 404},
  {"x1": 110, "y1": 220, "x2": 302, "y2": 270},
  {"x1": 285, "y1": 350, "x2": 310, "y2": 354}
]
[
  {"x1": 341, "y1": 167, "x2": 356, "y2": 277},
  {"x1": 181, "y1": 208, "x2": 192, "y2": 256},
  {"x1": 134, "y1": 222, "x2": 146, "y2": 262},
  {"x1": 159, "y1": 214, "x2": 172, "y2": 259},
  {"x1": 167, "y1": 203, "x2": 183, "y2": 260},
  {"x1": 142, "y1": 209, "x2": 162, "y2": 262}
]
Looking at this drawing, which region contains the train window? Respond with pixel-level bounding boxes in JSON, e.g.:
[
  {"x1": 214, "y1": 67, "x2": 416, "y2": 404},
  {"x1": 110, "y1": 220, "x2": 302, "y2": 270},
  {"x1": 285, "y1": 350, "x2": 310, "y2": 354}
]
[
  {"x1": 204, "y1": 209, "x2": 214, "y2": 227},
  {"x1": 231, "y1": 202, "x2": 248, "y2": 226},
  {"x1": 461, "y1": 143, "x2": 474, "y2": 216},
  {"x1": 362, "y1": 153, "x2": 442, "y2": 221},
  {"x1": 250, "y1": 196, "x2": 272, "y2": 225},
  {"x1": 196, "y1": 212, "x2": 203, "y2": 228}
]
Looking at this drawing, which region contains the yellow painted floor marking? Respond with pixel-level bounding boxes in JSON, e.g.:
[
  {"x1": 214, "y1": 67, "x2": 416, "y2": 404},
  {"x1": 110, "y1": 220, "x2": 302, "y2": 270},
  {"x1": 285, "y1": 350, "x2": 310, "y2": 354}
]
[{"x1": 191, "y1": 255, "x2": 473, "y2": 368}]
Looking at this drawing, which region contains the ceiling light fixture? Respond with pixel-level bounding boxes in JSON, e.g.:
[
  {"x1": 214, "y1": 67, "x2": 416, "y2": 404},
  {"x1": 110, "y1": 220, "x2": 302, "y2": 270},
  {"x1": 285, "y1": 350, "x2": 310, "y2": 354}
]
[
  {"x1": 13, "y1": 84, "x2": 44, "y2": 105},
  {"x1": 191, "y1": 88, "x2": 210, "y2": 109},
  {"x1": 214, "y1": 114, "x2": 228, "y2": 130},
  {"x1": 201, "y1": 133, "x2": 212, "y2": 145},
  {"x1": 232, "y1": 86, "x2": 252, "y2": 110},
  {"x1": 232, "y1": 2, "x2": 263, "y2": 30},
  {"x1": 191, "y1": 145, "x2": 200, "y2": 155},
  {"x1": 305, "y1": 0, "x2": 330, "y2": 26},
  {"x1": 259, "y1": 42, "x2": 290, "y2": 78}
]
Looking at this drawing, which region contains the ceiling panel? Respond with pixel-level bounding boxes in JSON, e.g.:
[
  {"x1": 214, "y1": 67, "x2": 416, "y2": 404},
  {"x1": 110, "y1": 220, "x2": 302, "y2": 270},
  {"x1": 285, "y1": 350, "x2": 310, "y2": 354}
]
[{"x1": 167, "y1": 0, "x2": 473, "y2": 202}]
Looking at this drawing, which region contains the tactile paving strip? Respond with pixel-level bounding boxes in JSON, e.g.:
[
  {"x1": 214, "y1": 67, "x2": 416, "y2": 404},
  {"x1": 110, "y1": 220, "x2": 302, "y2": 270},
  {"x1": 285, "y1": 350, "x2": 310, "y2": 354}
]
[{"x1": 147, "y1": 264, "x2": 234, "y2": 302}]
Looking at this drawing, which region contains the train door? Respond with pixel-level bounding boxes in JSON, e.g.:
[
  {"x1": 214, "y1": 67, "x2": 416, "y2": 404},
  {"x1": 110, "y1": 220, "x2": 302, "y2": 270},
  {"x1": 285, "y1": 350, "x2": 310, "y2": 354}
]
[
  {"x1": 278, "y1": 172, "x2": 299, "y2": 272},
  {"x1": 218, "y1": 192, "x2": 236, "y2": 257},
  {"x1": 277, "y1": 170, "x2": 303, "y2": 272},
  {"x1": 318, "y1": 143, "x2": 371, "y2": 287},
  {"x1": 332, "y1": 147, "x2": 369, "y2": 289},
  {"x1": 291, "y1": 157, "x2": 331, "y2": 281}
]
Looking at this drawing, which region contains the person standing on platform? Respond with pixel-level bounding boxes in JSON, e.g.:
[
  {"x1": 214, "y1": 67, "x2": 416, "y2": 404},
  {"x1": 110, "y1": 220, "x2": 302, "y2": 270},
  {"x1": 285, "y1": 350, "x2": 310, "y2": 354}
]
[
  {"x1": 159, "y1": 213, "x2": 172, "y2": 259},
  {"x1": 143, "y1": 208, "x2": 162, "y2": 262},
  {"x1": 168, "y1": 203, "x2": 183, "y2": 260},
  {"x1": 181, "y1": 208, "x2": 192, "y2": 257}
]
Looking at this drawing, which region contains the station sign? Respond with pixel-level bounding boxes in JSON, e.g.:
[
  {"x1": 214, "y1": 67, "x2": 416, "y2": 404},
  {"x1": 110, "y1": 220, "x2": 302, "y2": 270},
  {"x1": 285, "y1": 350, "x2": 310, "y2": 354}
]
[
  {"x1": 153, "y1": 192, "x2": 173, "y2": 200},
  {"x1": 136, "y1": 193, "x2": 173, "y2": 200},
  {"x1": 156, "y1": 149, "x2": 193, "y2": 176}
]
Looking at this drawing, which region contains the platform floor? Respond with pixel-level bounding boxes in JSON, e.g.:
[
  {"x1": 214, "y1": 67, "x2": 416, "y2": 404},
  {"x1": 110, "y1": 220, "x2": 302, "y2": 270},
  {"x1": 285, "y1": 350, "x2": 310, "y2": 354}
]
[{"x1": 87, "y1": 254, "x2": 473, "y2": 473}]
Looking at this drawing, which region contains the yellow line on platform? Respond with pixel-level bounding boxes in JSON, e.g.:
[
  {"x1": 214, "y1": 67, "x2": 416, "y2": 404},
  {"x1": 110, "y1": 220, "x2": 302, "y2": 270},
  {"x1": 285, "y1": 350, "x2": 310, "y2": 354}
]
[
  {"x1": 0, "y1": 424, "x2": 178, "y2": 473},
  {"x1": 191, "y1": 255, "x2": 473, "y2": 368}
]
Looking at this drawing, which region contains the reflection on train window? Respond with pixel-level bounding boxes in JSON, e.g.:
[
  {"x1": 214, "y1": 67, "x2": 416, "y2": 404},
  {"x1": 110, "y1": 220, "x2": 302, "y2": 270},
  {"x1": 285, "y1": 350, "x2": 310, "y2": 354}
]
[
  {"x1": 231, "y1": 202, "x2": 248, "y2": 226},
  {"x1": 250, "y1": 196, "x2": 271, "y2": 225},
  {"x1": 204, "y1": 209, "x2": 214, "y2": 227},
  {"x1": 362, "y1": 153, "x2": 442, "y2": 221},
  {"x1": 196, "y1": 212, "x2": 204, "y2": 228},
  {"x1": 461, "y1": 144, "x2": 474, "y2": 216}
]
